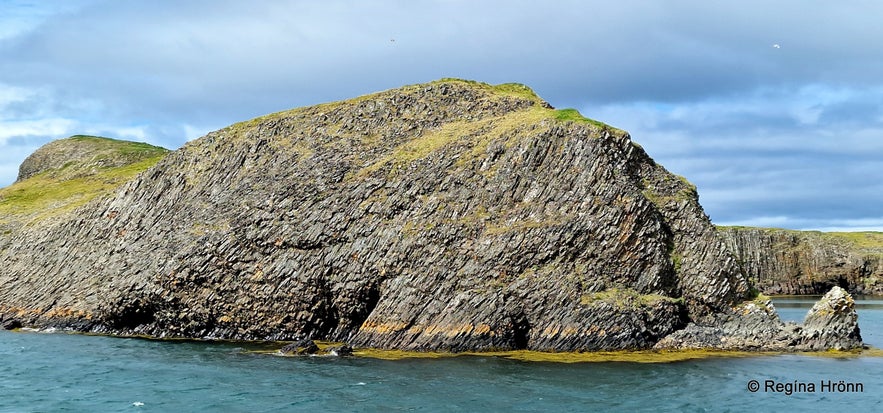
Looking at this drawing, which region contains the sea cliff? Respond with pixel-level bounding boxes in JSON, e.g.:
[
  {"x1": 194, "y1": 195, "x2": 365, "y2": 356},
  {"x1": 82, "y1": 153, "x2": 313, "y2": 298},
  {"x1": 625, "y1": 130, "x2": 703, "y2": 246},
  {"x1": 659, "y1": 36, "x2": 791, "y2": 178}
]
[
  {"x1": 719, "y1": 227, "x2": 883, "y2": 295},
  {"x1": 0, "y1": 80, "x2": 862, "y2": 352}
]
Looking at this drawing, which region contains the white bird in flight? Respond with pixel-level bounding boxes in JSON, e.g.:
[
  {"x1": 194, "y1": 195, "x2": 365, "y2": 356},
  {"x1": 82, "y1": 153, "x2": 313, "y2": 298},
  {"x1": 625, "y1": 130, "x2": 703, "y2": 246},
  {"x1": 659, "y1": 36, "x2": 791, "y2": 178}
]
[{"x1": 772, "y1": 44, "x2": 781, "y2": 49}]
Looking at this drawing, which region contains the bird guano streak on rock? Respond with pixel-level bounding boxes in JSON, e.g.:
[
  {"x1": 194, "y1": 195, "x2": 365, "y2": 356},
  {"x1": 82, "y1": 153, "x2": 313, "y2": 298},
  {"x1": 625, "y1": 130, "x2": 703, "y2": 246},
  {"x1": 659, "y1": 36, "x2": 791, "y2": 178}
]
[{"x1": 0, "y1": 79, "x2": 862, "y2": 352}]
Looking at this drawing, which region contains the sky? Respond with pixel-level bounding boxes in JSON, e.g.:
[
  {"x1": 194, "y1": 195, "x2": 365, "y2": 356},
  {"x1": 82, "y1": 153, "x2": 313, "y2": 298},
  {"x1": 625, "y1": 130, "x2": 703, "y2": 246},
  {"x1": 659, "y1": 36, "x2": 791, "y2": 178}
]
[{"x1": 1, "y1": 0, "x2": 881, "y2": 231}]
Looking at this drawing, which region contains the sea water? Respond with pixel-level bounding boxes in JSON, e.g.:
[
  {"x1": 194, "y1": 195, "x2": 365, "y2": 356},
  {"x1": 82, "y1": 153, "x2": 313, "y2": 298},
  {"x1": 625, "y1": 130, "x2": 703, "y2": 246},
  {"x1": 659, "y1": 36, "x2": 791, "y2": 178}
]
[{"x1": 2, "y1": 299, "x2": 883, "y2": 412}]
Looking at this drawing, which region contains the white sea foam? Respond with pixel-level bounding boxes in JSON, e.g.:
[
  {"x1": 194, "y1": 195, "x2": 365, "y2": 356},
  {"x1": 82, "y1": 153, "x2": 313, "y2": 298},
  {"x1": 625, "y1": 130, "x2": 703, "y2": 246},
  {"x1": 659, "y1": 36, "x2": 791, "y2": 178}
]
[{"x1": 19, "y1": 327, "x2": 58, "y2": 333}]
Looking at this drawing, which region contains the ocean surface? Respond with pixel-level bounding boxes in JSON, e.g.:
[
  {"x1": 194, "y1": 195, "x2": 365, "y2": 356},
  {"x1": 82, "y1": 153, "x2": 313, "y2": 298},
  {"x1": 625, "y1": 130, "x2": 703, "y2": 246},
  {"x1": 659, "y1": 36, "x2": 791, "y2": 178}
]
[{"x1": 2, "y1": 297, "x2": 883, "y2": 412}]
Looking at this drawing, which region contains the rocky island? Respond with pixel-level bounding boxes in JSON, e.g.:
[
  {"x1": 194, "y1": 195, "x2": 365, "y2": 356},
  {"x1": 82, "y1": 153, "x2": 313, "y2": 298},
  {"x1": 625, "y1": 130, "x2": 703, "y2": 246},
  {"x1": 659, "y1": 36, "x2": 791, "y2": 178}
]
[{"x1": 0, "y1": 79, "x2": 865, "y2": 353}]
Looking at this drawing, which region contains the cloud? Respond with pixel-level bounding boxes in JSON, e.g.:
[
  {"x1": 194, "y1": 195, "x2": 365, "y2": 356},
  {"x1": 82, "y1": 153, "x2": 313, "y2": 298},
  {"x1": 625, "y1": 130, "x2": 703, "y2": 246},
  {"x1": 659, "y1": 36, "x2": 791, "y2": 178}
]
[
  {"x1": 6, "y1": 0, "x2": 879, "y2": 114},
  {"x1": 5, "y1": 1, "x2": 883, "y2": 120},
  {"x1": 584, "y1": 84, "x2": 883, "y2": 229},
  {"x1": 0, "y1": 118, "x2": 77, "y2": 143}
]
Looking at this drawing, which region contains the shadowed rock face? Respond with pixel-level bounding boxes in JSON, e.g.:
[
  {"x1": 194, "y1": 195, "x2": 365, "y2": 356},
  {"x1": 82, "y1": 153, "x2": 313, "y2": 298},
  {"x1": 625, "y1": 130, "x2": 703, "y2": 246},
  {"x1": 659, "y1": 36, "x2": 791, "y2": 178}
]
[{"x1": 0, "y1": 79, "x2": 856, "y2": 352}]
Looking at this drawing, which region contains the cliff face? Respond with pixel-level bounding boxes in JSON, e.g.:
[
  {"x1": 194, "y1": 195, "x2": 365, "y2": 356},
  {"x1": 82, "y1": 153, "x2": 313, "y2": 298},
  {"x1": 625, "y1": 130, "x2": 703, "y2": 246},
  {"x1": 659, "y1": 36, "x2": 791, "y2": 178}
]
[
  {"x1": 0, "y1": 79, "x2": 857, "y2": 352},
  {"x1": 719, "y1": 227, "x2": 883, "y2": 295}
]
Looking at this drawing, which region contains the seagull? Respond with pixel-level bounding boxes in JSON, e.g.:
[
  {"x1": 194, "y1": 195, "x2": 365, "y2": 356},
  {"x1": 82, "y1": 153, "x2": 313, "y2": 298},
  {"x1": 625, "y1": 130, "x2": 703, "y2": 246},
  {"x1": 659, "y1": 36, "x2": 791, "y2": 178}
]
[{"x1": 772, "y1": 44, "x2": 781, "y2": 49}]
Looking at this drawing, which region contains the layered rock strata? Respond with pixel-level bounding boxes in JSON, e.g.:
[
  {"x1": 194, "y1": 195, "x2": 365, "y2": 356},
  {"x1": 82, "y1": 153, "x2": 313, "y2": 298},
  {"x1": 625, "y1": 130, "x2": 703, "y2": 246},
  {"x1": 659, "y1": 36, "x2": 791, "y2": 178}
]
[{"x1": 0, "y1": 80, "x2": 863, "y2": 352}]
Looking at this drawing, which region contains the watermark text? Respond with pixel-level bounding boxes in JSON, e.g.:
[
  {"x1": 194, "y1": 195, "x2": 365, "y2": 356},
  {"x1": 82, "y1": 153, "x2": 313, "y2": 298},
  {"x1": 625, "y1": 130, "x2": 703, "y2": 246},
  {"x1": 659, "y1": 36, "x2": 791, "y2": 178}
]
[{"x1": 747, "y1": 379, "x2": 864, "y2": 395}]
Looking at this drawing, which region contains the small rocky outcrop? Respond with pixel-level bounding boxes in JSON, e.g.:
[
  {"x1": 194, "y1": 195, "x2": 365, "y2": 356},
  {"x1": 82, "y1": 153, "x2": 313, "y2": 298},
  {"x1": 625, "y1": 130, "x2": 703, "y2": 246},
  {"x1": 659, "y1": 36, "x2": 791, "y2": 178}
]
[
  {"x1": 280, "y1": 339, "x2": 320, "y2": 355},
  {"x1": 801, "y1": 286, "x2": 862, "y2": 350},
  {"x1": 655, "y1": 287, "x2": 862, "y2": 351},
  {"x1": 278, "y1": 341, "x2": 354, "y2": 356},
  {"x1": 326, "y1": 344, "x2": 354, "y2": 356}
]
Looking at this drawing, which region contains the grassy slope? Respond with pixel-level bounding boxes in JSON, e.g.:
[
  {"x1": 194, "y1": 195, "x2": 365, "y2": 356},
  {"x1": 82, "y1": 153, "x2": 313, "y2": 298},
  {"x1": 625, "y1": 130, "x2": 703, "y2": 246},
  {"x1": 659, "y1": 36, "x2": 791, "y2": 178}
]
[
  {"x1": 717, "y1": 226, "x2": 883, "y2": 256},
  {"x1": 0, "y1": 135, "x2": 169, "y2": 226}
]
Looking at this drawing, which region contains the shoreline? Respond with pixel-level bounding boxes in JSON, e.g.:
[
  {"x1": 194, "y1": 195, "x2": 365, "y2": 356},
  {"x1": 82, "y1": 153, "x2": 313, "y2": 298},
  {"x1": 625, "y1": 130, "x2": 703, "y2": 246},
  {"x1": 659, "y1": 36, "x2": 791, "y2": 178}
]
[{"x1": 8, "y1": 323, "x2": 877, "y2": 364}]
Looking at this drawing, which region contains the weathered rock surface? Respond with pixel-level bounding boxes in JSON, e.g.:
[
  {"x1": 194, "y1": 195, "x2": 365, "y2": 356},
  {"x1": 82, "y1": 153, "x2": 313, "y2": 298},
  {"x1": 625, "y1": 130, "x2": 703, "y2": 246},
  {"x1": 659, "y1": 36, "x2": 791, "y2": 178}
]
[
  {"x1": 719, "y1": 227, "x2": 883, "y2": 295},
  {"x1": 801, "y1": 286, "x2": 862, "y2": 350},
  {"x1": 0, "y1": 79, "x2": 861, "y2": 352},
  {"x1": 655, "y1": 287, "x2": 862, "y2": 351}
]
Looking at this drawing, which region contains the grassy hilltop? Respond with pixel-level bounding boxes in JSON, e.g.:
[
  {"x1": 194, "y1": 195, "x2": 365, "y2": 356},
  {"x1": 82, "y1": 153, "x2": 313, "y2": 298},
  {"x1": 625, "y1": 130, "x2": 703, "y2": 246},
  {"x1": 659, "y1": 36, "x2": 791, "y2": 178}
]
[{"x1": 0, "y1": 135, "x2": 168, "y2": 226}]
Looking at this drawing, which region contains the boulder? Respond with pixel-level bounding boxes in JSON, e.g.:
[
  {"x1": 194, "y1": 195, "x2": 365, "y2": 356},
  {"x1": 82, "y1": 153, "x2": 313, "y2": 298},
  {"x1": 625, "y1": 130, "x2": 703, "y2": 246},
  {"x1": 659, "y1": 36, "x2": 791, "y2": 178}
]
[
  {"x1": 326, "y1": 344, "x2": 354, "y2": 356},
  {"x1": 280, "y1": 339, "x2": 319, "y2": 355}
]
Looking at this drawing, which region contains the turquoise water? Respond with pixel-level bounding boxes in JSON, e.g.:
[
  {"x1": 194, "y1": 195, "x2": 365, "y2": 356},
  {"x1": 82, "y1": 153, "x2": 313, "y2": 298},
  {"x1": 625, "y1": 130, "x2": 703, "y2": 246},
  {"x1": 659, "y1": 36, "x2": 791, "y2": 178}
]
[{"x1": 1, "y1": 299, "x2": 882, "y2": 412}]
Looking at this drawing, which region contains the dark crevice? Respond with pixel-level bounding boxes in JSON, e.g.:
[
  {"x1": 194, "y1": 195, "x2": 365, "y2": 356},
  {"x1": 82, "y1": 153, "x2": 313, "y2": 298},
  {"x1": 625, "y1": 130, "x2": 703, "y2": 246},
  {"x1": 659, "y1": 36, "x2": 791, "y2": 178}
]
[
  {"x1": 108, "y1": 297, "x2": 157, "y2": 330},
  {"x1": 511, "y1": 312, "x2": 531, "y2": 350}
]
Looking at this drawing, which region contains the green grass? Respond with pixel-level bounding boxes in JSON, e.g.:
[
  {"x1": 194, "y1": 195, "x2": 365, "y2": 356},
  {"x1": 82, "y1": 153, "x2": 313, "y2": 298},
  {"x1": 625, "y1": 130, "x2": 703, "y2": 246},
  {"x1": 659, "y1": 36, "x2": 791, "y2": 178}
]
[
  {"x1": 826, "y1": 232, "x2": 883, "y2": 250},
  {"x1": 553, "y1": 108, "x2": 613, "y2": 129},
  {"x1": 68, "y1": 135, "x2": 166, "y2": 156},
  {"x1": 579, "y1": 288, "x2": 683, "y2": 308},
  {"x1": 554, "y1": 108, "x2": 586, "y2": 122},
  {"x1": 0, "y1": 136, "x2": 169, "y2": 224},
  {"x1": 0, "y1": 155, "x2": 165, "y2": 223},
  {"x1": 490, "y1": 82, "x2": 544, "y2": 102},
  {"x1": 350, "y1": 100, "x2": 630, "y2": 181},
  {"x1": 716, "y1": 227, "x2": 883, "y2": 253},
  {"x1": 350, "y1": 105, "x2": 552, "y2": 179}
]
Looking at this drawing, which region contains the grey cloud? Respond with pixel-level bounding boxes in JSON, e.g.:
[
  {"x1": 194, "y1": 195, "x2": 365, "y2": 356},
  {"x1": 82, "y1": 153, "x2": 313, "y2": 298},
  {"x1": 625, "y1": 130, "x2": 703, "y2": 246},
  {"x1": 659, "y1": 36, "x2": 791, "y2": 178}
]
[
  {"x1": 6, "y1": 0, "x2": 881, "y2": 115},
  {"x1": 644, "y1": 141, "x2": 883, "y2": 228}
]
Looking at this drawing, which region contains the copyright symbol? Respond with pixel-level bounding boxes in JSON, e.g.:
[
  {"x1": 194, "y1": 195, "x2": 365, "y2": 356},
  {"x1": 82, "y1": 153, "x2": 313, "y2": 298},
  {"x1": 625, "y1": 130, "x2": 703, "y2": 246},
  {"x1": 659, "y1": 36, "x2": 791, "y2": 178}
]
[{"x1": 747, "y1": 380, "x2": 760, "y2": 392}]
